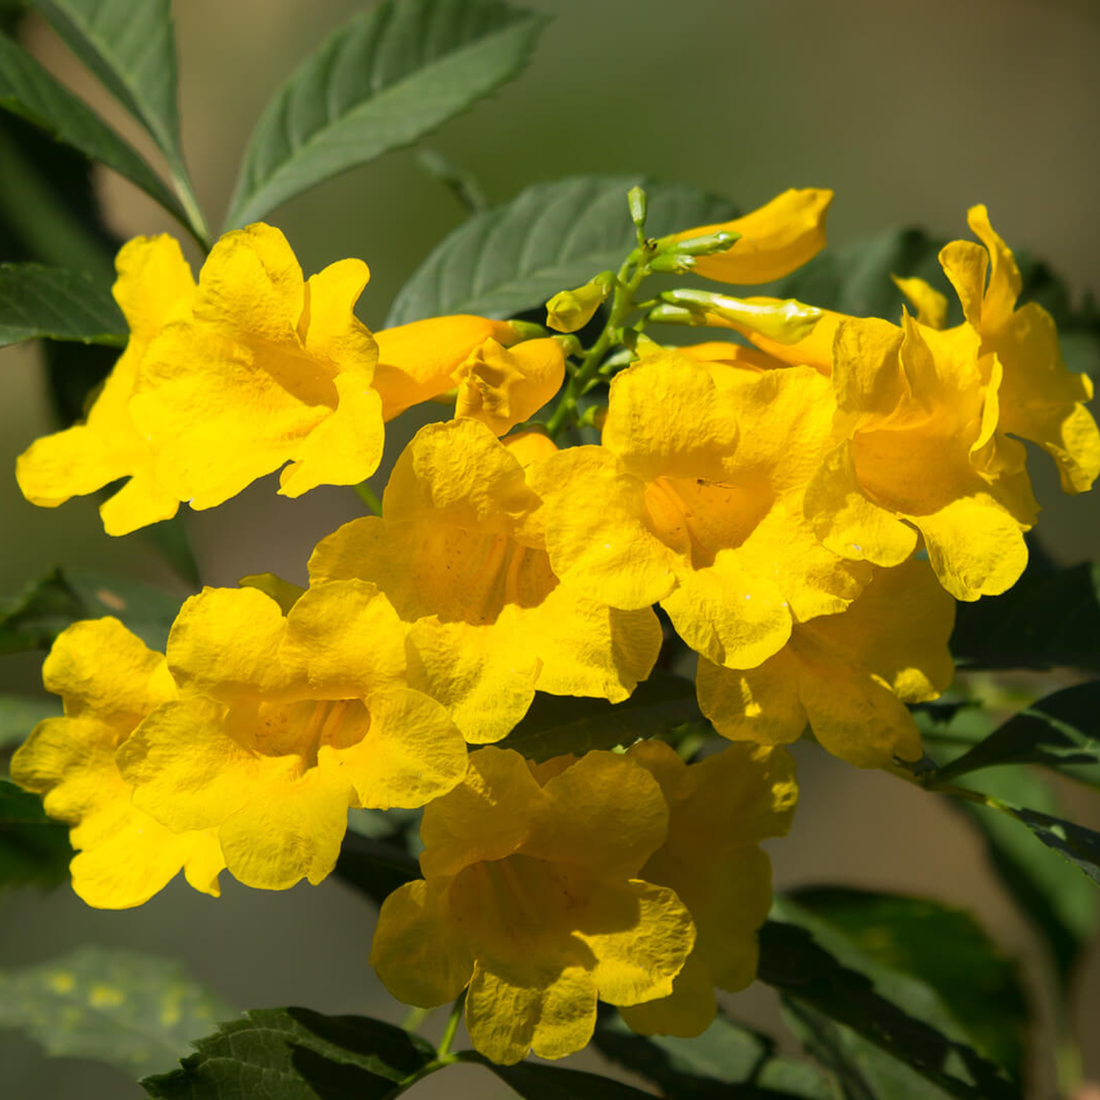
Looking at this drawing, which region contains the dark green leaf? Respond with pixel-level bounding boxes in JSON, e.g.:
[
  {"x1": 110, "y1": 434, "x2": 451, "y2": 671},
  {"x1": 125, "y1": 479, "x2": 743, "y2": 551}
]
[
  {"x1": 0, "y1": 262, "x2": 126, "y2": 348},
  {"x1": 932, "y1": 681, "x2": 1100, "y2": 784},
  {"x1": 1004, "y1": 804, "x2": 1100, "y2": 887},
  {"x1": 950, "y1": 561, "x2": 1100, "y2": 672},
  {"x1": 334, "y1": 831, "x2": 421, "y2": 909},
  {"x1": 142, "y1": 1007, "x2": 435, "y2": 1099},
  {"x1": 0, "y1": 567, "x2": 186, "y2": 654},
  {"x1": 494, "y1": 670, "x2": 702, "y2": 763},
  {"x1": 224, "y1": 0, "x2": 548, "y2": 230},
  {"x1": 593, "y1": 1010, "x2": 833, "y2": 1098},
  {"x1": 0, "y1": 30, "x2": 185, "y2": 223},
  {"x1": 460, "y1": 1049, "x2": 655, "y2": 1099},
  {"x1": 0, "y1": 693, "x2": 61, "y2": 748},
  {"x1": 786, "y1": 888, "x2": 1027, "y2": 1080},
  {"x1": 0, "y1": 946, "x2": 232, "y2": 1078},
  {"x1": 387, "y1": 175, "x2": 737, "y2": 325},
  {"x1": 758, "y1": 905, "x2": 1017, "y2": 1100},
  {"x1": 0, "y1": 777, "x2": 71, "y2": 889},
  {"x1": 943, "y1": 762, "x2": 1098, "y2": 988}
]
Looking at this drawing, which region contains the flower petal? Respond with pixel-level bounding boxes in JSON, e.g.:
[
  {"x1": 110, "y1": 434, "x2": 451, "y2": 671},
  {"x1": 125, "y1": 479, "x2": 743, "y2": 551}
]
[
  {"x1": 618, "y1": 950, "x2": 717, "y2": 1038},
  {"x1": 454, "y1": 337, "x2": 565, "y2": 436},
  {"x1": 679, "y1": 188, "x2": 832, "y2": 285},
  {"x1": 370, "y1": 879, "x2": 474, "y2": 1006}
]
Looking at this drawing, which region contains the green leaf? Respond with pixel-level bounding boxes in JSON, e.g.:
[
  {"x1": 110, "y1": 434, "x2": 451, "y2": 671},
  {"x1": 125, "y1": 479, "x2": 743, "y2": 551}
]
[
  {"x1": 950, "y1": 561, "x2": 1100, "y2": 672},
  {"x1": 0, "y1": 777, "x2": 71, "y2": 889},
  {"x1": 142, "y1": 1007, "x2": 435, "y2": 1099},
  {"x1": 387, "y1": 174, "x2": 737, "y2": 325},
  {"x1": 0, "y1": 692, "x2": 61, "y2": 749},
  {"x1": 0, "y1": 567, "x2": 186, "y2": 654},
  {"x1": 494, "y1": 670, "x2": 702, "y2": 763},
  {"x1": 758, "y1": 905, "x2": 1018, "y2": 1100},
  {"x1": 1003, "y1": 804, "x2": 1100, "y2": 887},
  {"x1": 593, "y1": 1010, "x2": 834, "y2": 1098},
  {"x1": 0, "y1": 946, "x2": 232, "y2": 1078},
  {"x1": 932, "y1": 681, "x2": 1100, "y2": 784},
  {"x1": 786, "y1": 888, "x2": 1027, "y2": 1080},
  {"x1": 942, "y1": 762, "x2": 1098, "y2": 988},
  {"x1": 224, "y1": 0, "x2": 548, "y2": 230},
  {"x1": 0, "y1": 262, "x2": 126, "y2": 348},
  {"x1": 0, "y1": 31, "x2": 185, "y2": 225},
  {"x1": 460, "y1": 1050, "x2": 655, "y2": 1099}
]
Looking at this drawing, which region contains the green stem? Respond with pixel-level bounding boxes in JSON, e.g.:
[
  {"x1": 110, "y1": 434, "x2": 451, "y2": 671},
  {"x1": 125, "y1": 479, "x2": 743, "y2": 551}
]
[
  {"x1": 544, "y1": 242, "x2": 655, "y2": 439},
  {"x1": 401, "y1": 1005, "x2": 433, "y2": 1033},
  {"x1": 437, "y1": 992, "x2": 465, "y2": 1059},
  {"x1": 354, "y1": 481, "x2": 383, "y2": 515},
  {"x1": 382, "y1": 1054, "x2": 458, "y2": 1099}
]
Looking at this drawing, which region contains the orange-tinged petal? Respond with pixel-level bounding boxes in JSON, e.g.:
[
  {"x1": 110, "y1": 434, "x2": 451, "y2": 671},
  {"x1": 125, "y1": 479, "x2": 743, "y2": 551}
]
[
  {"x1": 454, "y1": 337, "x2": 565, "y2": 436},
  {"x1": 373, "y1": 315, "x2": 519, "y2": 421},
  {"x1": 679, "y1": 188, "x2": 832, "y2": 285}
]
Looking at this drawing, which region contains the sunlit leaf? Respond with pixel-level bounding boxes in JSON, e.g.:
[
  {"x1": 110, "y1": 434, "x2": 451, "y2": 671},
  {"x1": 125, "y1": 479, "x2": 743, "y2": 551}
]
[
  {"x1": 224, "y1": 0, "x2": 548, "y2": 229},
  {"x1": 387, "y1": 175, "x2": 737, "y2": 325}
]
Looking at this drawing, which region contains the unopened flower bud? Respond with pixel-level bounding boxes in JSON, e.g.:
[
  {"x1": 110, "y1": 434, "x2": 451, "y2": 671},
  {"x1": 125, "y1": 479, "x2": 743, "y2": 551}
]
[
  {"x1": 649, "y1": 253, "x2": 696, "y2": 274},
  {"x1": 665, "y1": 230, "x2": 740, "y2": 257},
  {"x1": 660, "y1": 288, "x2": 822, "y2": 345},
  {"x1": 627, "y1": 185, "x2": 648, "y2": 229},
  {"x1": 545, "y1": 272, "x2": 614, "y2": 333}
]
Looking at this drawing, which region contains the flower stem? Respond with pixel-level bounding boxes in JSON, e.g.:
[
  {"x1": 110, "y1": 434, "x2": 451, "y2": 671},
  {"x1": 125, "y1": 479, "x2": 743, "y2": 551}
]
[
  {"x1": 354, "y1": 481, "x2": 383, "y2": 515},
  {"x1": 436, "y1": 992, "x2": 465, "y2": 1059}
]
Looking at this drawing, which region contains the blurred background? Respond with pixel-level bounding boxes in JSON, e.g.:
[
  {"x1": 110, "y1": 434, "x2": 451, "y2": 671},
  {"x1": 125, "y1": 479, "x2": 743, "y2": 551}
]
[{"x1": 2, "y1": 0, "x2": 1099, "y2": 1095}]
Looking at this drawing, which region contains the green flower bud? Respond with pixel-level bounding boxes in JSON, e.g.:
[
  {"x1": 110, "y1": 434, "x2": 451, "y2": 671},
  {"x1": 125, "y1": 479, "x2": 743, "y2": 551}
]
[{"x1": 545, "y1": 272, "x2": 614, "y2": 333}]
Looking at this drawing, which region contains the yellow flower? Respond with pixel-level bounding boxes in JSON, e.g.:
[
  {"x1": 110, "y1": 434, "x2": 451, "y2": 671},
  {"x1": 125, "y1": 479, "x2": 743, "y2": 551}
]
[
  {"x1": 804, "y1": 312, "x2": 1040, "y2": 600},
  {"x1": 619, "y1": 739, "x2": 797, "y2": 1037},
  {"x1": 10, "y1": 618, "x2": 223, "y2": 909},
  {"x1": 940, "y1": 205, "x2": 1099, "y2": 494},
  {"x1": 537, "y1": 350, "x2": 870, "y2": 672},
  {"x1": 369, "y1": 746, "x2": 695, "y2": 1065},
  {"x1": 697, "y1": 559, "x2": 955, "y2": 768},
  {"x1": 129, "y1": 223, "x2": 383, "y2": 509},
  {"x1": 115, "y1": 582, "x2": 468, "y2": 891},
  {"x1": 674, "y1": 188, "x2": 832, "y2": 285},
  {"x1": 453, "y1": 336, "x2": 566, "y2": 436},
  {"x1": 373, "y1": 315, "x2": 524, "y2": 421},
  {"x1": 309, "y1": 418, "x2": 661, "y2": 744},
  {"x1": 16, "y1": 235, "x2": 194, "y2": 535}
]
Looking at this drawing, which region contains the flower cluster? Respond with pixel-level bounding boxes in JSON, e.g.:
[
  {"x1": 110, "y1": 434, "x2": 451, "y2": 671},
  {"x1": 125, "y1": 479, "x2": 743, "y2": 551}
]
[{"x1": 12, "y1": 188, "x2": 1097, "y2": 1062}]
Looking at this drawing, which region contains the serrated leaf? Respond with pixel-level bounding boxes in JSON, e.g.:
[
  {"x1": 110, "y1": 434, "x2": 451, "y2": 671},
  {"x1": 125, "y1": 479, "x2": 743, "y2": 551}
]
[
  {"x1": 758, "y1": 906, "x2": 1018, "y2": 1100},
  {"x1": 787, "y1": 888, "x2": 1028, "y2": 1081},
  {"x1": 0, "y1": 777, "x2": 71, "y2": 889},
  {"x1": 593, "y1": 1010, "x2": 833, "y2": 1098},
  {"x1": 142, "y1": 1007, "x2": 435, "y2": 1099},
  {"x1": 950, "y1": 561, "x2": 1100, "y2": 672},
  {"x1": 224, "y1": 0, "x2": 548, "y2": 230},
  {"x1": 460, "y1": 1050, "x2": 655, "y2": 1099},
  {"x1": 0, "y1": 262, "x2": 126, "y2": 348},
  {"x1": 0, "y1": 30, "x2": 185, "y2": 223},
  {"x1": 494, "y1": 670, "x2": 702, "y2": 763},
  {"x1": 0, "y1": 692, "x2": 61, "y2": 748},
  {"x1": 387, "y1": 174, "x2": 738, "y2": 325},
  {"x1": 932, "y1": 681, "x2": 1100, "y2": 784},
  {"x1": 0, "y1": 567, "x2": 186, "y2": 654},
  {"x1": 0, "y1": 946, "x2": 232, "y2": 1078}
]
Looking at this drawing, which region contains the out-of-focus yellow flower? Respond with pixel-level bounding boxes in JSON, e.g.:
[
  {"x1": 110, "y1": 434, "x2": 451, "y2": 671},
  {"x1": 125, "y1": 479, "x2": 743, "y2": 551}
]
[
  {"x1": 941, "y1": 205, "x2": 1099, "y2": 495},
  {"x1": 697, "y1": 559, "x2": 955, "y2": 767},
  {"x1": 372, "y1": 315, "x2": 523, "y2": 421},
  {"x1": 116, "y1": 583, "x2": 467, "y2": 891},
  {"x1": 309, "y1": 418, "x2": 661, "y2": 743},
  {"x1": 673, "y1": 188, "x2": 832, "y2": 285},
  {"x1": 804, "y1": 312, "x2": 1039, "y2": 601},
  {"x1": 537, "y1": 350, "x2": 870, "y2": 671},
  {"x1": 16, "y1": 236, "x2": 194, "y2": 535},
  {"x1": 619, "y1": 740, "x2": 796, "y2": 1037},
  {"x1": 370, "y1": 747, "x2": 695, "y2": 1065},
  {"x1": 129, "y1": 223, "x2": 383, "y2": 509},
  {"x1": 453, "y1": 337, "x2": 566, "y2": 436},
  {"x1": 10, "y1": 619, "x2": 223, "y2": 908}
]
